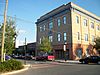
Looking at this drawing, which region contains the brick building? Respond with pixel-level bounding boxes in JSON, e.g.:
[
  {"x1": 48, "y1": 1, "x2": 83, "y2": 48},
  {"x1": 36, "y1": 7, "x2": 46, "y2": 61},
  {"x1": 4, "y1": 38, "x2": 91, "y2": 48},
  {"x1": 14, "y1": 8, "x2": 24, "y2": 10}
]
[
  {"x1": 36, "y1": 2, "x2": 100, "y2": 60},
  {"x1": 16, "y1": 42, "x2": 36, "y2": 56}
]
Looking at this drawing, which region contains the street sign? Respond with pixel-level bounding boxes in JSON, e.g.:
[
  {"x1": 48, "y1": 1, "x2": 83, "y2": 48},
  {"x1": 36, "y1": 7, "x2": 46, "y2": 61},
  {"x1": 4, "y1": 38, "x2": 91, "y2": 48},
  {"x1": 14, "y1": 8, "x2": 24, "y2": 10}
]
[{"x1": 63, "y1": 45, "x2": 66, "y2": 51}]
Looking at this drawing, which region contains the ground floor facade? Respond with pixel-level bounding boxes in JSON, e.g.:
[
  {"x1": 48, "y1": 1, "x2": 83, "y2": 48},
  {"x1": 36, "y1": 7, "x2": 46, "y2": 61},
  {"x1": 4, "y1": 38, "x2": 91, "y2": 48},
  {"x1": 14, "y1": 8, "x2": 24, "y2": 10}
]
[{"x1": 52, "y1": 43, "x2": 98, "y2": 60}]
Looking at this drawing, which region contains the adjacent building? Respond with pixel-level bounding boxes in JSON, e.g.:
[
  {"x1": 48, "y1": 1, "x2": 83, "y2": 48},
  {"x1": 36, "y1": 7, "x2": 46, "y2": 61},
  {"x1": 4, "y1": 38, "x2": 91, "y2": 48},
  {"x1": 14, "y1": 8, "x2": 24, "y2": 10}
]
[
  {"x1": 15, "y1": 42, "x2": 36, "y2": 56},
  {"x1": 36, "y1": 2, "x2": 100, "y2": 60}
]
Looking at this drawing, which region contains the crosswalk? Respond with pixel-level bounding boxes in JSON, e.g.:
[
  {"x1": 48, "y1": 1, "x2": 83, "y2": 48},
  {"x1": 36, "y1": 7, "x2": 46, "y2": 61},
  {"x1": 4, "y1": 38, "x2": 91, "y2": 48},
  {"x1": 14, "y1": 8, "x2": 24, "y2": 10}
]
[{"x1": 30, "y1": 63, "x2": 57, "y2": 69}]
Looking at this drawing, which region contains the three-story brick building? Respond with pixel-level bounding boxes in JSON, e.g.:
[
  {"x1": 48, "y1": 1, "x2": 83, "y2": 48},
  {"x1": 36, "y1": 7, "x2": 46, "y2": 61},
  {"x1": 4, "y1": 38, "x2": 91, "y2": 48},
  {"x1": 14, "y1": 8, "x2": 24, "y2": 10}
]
[{"x1": 36, "y1": 2, "x2": 100, "y2": 60}]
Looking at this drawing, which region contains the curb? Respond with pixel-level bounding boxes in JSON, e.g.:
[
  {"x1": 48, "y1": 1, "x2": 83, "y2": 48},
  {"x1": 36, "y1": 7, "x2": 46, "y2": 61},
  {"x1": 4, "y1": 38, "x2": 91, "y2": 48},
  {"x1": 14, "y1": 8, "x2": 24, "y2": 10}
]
[
  {"x1": 55, "y1": 60, "x2": 80, "y2": 64},
  {"x1": 0, "y1": 64, "x2": 31, "y2": 75}
]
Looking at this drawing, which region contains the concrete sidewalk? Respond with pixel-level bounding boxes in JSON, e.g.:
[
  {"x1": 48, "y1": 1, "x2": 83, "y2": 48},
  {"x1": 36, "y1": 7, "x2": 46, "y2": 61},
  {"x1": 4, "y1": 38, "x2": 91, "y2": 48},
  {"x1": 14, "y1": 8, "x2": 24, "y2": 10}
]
[{"x1": 55, "y1": 60, "x2": 80, "y2": 64}]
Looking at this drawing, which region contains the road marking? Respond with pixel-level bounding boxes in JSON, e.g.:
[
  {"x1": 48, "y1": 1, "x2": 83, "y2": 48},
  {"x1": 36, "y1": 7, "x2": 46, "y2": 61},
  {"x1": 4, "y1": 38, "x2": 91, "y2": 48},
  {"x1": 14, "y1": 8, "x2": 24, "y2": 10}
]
[{"x1": 30, "y1": 64, "x2": 56, "y2": 69}]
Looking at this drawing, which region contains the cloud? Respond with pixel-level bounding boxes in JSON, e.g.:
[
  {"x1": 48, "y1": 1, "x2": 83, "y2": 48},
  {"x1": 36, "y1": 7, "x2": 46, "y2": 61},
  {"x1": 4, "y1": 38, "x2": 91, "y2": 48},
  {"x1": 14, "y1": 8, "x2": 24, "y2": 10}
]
[
  {"x1": 18, "y1": 29, "x2": 26, "y2": 34},
  {"x1": 16, "y1": 40, "x2": 25, "y2": 48}
]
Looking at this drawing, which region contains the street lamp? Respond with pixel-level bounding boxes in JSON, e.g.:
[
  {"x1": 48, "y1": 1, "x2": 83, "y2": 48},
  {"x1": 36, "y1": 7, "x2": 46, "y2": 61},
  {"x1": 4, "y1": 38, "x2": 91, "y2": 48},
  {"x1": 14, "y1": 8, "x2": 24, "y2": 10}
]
[{"x1": 63, "y1": 42, "x2": 67, "y2": 61}]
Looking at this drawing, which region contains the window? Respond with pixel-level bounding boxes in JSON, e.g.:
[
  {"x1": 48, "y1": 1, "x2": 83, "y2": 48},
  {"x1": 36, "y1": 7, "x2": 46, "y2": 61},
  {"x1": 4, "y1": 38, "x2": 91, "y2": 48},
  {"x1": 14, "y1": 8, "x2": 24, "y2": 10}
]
[
  {"x1": 83, "y1": 19, "x2": 87, "y2": 26},
  {"x1": 40, "y1": 38, "x2": 41, "y2": 44},
  {"x1": 57, "y1": 33, "x2": 61, "y2": 41},
  {"x1": 40, "y1": 27, "x2": 42, "y2": 32},
  {"x1": 92, "y1": 35, "x2": 95, "y2": 42},
  {"x1": 43, "y1": 25, "x2": 45, "y2": 31},
  {"x1": 86, "y1": 48, "x2": 89, "y2": 57},
  {"x1": 97, "y1": 25, "x2": 99, "y2": 30},
  {"x1": 49, "y1": 21, "x2": 53, "y2": 30},
  {"x1": 85, "y1": 34, "x2": 88, "y2": 41},
  {"x1": 63, "y1": 16, "x2": 66, "y2": 24},
  {"x1": 76, "y1": 49, "x2": 82, "y2": 58},
  {"x1": 49, "y1": 35, "x2": 53, "y2": 42},
  {"x1": 91, "y1": 22, "x2": 94, "y2": 29},
  {"x1": 57, "y1": 19, "x2": 61, "y2": 26},
  {"x1": 77, "y1": 32, "x2": 80, "y2": 40},
  {"x1": 64, "y1": 32, "x2": 67, "y2": 41},
  {"x1": 76, "y1": 16, "x2": 79, "y2": 24}
]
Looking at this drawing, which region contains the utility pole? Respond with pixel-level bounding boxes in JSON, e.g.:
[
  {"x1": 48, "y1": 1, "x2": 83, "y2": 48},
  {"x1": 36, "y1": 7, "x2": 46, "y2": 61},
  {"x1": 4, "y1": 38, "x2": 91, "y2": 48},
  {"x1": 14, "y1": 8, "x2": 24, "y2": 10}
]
[
  {"x1": 1, "y1": 0, "x2": 8, "y2": 62},
  {"x1": 24, "y1": 37, "x2": 27, "y2": 65}
]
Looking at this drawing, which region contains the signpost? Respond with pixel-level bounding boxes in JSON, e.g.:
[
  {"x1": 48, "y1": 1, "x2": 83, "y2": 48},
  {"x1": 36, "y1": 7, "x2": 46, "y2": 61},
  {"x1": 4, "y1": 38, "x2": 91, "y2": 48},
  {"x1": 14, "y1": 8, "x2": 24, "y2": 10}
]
[{"x1": 63, "y1": 42, "x2": 67, "y2": 61}]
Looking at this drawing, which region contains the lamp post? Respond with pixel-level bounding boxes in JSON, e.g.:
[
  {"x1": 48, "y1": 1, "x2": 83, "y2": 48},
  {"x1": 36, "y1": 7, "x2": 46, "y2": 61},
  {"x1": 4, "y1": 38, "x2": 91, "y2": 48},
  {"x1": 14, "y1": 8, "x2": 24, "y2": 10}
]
[
  {"x1": 24, "y1": 37, "x2": 27, "y2": 65},
  {"x1": 63, "y1": 42, "x2": 67, "y2": 61}
]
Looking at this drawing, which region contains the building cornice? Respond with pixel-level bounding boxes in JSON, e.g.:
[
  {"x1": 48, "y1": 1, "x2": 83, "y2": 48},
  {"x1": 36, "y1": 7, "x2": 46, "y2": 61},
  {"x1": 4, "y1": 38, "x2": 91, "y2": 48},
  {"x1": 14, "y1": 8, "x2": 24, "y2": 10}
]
[
  {"x1": 36, "y1": 2, "x2": 100, "y2": 24},
  {"x1": 70, "y1": 2, "x2": 100, "y2": 21}
]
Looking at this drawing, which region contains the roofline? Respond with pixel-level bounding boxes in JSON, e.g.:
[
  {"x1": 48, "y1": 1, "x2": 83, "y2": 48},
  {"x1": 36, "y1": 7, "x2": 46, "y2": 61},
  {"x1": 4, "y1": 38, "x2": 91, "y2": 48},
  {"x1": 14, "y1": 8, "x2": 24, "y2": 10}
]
[
  {"x1": 36, "y1": 2, "x2": 100, "y2": 24},
  {"x1": 70, "y1": 2, "x2": 100, "y2": 21}
]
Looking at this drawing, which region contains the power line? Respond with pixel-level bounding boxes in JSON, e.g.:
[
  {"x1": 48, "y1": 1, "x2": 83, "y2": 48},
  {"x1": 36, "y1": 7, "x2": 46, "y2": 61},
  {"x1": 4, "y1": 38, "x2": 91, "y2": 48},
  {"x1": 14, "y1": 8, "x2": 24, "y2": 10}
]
[
  {"x1": 0, "y1": 14, "x2": 34, "y2": 24},
  {"x1": 0, "y1": 14, "x2": 98, "y2": 39}
]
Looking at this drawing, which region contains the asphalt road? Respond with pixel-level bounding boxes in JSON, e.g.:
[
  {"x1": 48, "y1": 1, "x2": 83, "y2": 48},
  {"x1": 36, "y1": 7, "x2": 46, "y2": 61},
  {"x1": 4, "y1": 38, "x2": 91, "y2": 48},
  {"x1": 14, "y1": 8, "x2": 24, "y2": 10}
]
[{"x1": 11, "y1": 61, "x2": 100, "y2": 75}]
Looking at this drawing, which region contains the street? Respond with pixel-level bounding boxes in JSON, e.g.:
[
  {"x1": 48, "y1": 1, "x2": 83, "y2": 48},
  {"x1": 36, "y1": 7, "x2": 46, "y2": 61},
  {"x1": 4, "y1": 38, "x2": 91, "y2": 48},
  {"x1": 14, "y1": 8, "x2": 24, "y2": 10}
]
[{"x1": 11, "y1": 60, "x2": 100, "y2": 75}]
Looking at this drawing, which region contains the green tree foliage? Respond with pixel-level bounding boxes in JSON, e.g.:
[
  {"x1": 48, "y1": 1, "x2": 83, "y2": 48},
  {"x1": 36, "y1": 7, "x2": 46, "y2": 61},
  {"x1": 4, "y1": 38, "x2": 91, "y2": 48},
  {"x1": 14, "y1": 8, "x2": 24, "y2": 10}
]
[
  {"x1": 94, "y1": 37, "x2": 100, "y2": 54},
  {"x1": 0, "y1": 19, "x2": 16, "y2": 55},
  {"x1": 39, "y1": 37, "x2": 52, "y2": 53}
]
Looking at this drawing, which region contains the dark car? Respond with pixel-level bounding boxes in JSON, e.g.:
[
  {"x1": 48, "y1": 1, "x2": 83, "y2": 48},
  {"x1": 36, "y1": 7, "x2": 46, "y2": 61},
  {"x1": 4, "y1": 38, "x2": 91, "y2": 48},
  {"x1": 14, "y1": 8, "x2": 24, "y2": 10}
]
[
  {"x1": 79, "y1": 56, "x2": 100, "y2": 64},
  {"x1": 35, "y1": 55, "x2": 48, "y2": 61},
  {"x1": 25, "y1": 55, "x2": 34, "y2": 60}
]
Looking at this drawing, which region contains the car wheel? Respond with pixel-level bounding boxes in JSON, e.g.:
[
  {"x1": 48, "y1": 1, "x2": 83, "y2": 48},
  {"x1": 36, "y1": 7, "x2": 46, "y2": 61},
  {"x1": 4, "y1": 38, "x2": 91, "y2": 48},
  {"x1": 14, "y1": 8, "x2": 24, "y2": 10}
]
[
  {"x1": 82, "y1": 61, "x2": 85, "y2": 64},
  {"x1": 97, "y1": 61, "x2": 100, "y2": 64}
]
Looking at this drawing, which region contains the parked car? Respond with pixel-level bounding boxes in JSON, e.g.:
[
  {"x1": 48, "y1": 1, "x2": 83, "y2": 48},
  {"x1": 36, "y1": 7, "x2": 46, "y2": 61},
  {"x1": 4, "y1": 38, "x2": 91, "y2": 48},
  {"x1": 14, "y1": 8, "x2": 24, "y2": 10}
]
[
  {"x1": 25, "y1": 55, "x2": 34, "y2": 60},
  {"x1": 5, "y1": 55, "x2": 11, "y2": 60},
  {"x1": 79, "y1": 56, "x2": 100, "y2": 64},
  {"x1": 35, "y1": 55, "x2": 48, "y2": 61},
  {"x1": 47, "y1": 55, "x2": 55, "y2": 61},
  {"x1": 0, "y1": 55, "x2": 11, "y2": 60},
  {"x1": 35, "y1": 54, "x2": 55, "y2": 61}
]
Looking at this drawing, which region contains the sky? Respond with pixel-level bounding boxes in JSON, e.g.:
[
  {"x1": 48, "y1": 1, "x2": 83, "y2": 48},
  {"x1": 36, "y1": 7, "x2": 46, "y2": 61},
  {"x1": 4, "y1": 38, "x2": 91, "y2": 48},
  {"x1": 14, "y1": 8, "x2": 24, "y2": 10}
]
[{"x1": 0, "y1": 0, "x2": 100, "y2": 47}]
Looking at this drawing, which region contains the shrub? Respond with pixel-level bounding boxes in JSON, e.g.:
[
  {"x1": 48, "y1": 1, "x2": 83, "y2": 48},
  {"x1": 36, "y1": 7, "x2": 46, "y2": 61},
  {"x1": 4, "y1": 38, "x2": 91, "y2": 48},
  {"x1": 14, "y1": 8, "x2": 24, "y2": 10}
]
[{"x1": 0, "y1": 59, "x2": 23, "y2": 73}]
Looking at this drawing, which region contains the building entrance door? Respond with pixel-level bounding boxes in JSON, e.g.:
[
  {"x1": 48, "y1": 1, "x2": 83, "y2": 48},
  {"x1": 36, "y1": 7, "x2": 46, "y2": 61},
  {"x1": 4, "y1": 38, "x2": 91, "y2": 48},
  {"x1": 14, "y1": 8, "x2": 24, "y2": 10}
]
[
  {"x1": 55, "y1": 49, "x2": 69, "y2": 60},
  {"x1": 55, "y1": 50, "x2": 64, "y2": 59},
  {"x1": 66, "y1": 49, "x2": 69, "y2": 60}
]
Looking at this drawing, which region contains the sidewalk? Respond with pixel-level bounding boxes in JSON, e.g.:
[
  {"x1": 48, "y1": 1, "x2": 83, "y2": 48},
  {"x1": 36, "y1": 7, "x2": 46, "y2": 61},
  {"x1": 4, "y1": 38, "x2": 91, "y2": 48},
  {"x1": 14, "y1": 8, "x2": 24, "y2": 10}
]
[{"x1": 55, "y1": 60, "x2": 80, "y2": 64}]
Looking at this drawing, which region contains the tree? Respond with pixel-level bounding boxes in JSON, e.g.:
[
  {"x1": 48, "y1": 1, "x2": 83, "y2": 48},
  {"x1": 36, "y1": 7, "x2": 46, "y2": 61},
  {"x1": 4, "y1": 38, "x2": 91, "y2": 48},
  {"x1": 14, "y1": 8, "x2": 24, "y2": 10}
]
[
  {"x1": 39, "y1": 37, "x2": 52, "y2": 53},
  {"x1": 0, "y1": 19, "x2": 16, "y2": 55},
  {"x1": 94, "y1": 37, "x2": 100, "y2": 54}
]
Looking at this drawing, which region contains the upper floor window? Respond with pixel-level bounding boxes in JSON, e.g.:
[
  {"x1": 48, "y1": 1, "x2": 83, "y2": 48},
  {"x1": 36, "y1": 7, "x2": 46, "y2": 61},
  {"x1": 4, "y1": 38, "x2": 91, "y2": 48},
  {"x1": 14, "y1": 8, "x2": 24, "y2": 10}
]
[
  {"x1": 57, "y1": 19, "x2": 61, "y2": 27},
  {"x1": 57, "y1": 33, "x2": 61, "y2": 41},
  {"x1": 97, "y1": 25, "x2": 100, "y2": 31},
  {"x1": 43, "y1": 25, "x2": 45, "y2": 31},
  {"x1": 77, "y1": 32, "x2": 80, "y2": 40},
  {"x1": 39, "y1": 38, "x2": 41, "y2": 44},
  {"x1": 49, "y1": 21, "x2": 53, "y2": 30},
  {"x1": 76, "y1": 16, "x2": 79, "y2": 24},
  {"x1": 85, "y1": 34, "x2": 88, "y2": 41},
  {"x1": 40, "y1": 27, "x2": 42, "y2": 32},
  {"x1": 91, "y1": 22, "x2": 94, "y2": 29},
  {"x1": 64, "y1": 32, "x2": 67, "y2": 41},
  {"x1": 49, "y1": 35, "x2": 53, "y2": 42},
  {"x1": 63, "y1": 16, "x2": 66, "y2": 24},
  {"x1": 83, "y1": 19, "x2": 87, "y2": 26},
  {"x1": 92, "y1": 35, "x2": 95, "y2": 42}
]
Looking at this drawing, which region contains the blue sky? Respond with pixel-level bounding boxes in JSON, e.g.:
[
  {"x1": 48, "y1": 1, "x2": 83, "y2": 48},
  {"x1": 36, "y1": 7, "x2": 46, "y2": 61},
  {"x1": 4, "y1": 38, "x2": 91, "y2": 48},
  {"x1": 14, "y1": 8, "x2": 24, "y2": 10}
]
[{"x1": 0, "y1": 0, "x2": 100, "y2": 47}]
